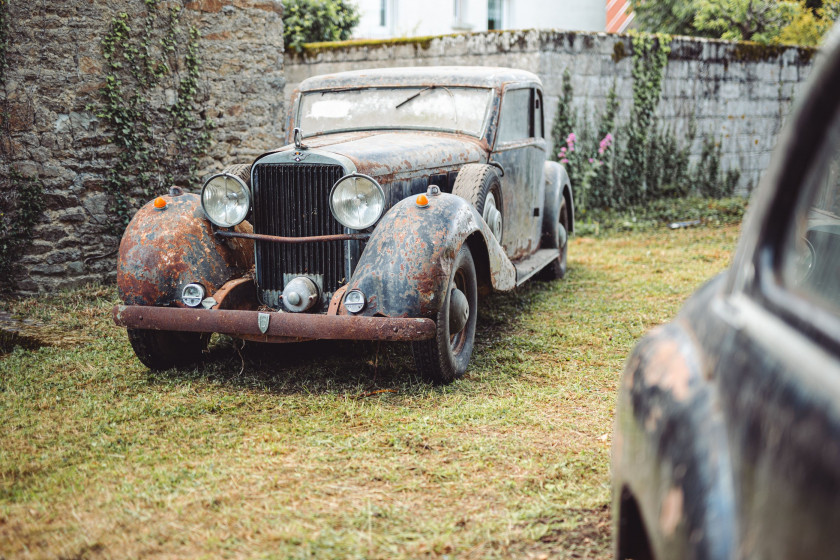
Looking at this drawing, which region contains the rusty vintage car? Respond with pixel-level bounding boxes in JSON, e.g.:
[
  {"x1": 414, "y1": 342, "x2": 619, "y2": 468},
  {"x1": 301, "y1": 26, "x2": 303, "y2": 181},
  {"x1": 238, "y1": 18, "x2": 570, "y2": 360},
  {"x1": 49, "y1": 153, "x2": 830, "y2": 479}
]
[
  {"x1": 112, "y1": 66, "x2": 574, "y2": 383},
  {"x1": 611, "y1": 28, "x2": 840, "y2": 560}
]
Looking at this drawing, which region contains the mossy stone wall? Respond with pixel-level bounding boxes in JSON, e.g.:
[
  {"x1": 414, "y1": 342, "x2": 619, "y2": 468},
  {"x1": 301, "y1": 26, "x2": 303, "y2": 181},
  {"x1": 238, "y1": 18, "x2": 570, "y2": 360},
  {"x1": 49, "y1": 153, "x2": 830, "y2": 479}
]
[
  {"x1": 286, "y1": 29, "x2": 815, "y2": 195},
  {"x1": 3, "y1": 0, "x2": 285, "y2": 294}
]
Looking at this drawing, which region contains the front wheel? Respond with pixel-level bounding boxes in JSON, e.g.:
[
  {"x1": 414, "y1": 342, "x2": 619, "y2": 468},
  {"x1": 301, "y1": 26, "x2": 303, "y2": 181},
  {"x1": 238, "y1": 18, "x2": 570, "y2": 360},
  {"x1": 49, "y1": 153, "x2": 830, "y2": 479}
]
[
  {"x1": 411, "y1": 244, "x2": 478, "y2": 384},
  {"x1": 127, "y1": 328, "x2": 206, "y2": 370}
]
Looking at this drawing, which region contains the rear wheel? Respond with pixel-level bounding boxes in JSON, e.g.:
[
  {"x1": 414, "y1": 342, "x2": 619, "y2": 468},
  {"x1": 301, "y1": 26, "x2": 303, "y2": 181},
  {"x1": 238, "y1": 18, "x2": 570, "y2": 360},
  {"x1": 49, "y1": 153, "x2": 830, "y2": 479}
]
[
  {"x1": 411, "y1": 244, "x2": 478, "y2": 384},
  {"x1": 540, "y1": 195, "x2": 570, "y2": 280},
  {"x1": 127, "y1": 328, "x2": 206, "y2": 370}
]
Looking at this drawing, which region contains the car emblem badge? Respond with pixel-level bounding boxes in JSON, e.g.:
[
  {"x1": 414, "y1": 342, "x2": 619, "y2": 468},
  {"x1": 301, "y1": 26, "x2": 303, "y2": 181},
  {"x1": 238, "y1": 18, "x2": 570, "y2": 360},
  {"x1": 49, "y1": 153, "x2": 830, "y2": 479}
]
[
  {"x1": 293, "y1": 150, "x2": 308, "y2": 162},
  {"x1": 258, "y1": 312, "x2": 270, "y2": 334}
]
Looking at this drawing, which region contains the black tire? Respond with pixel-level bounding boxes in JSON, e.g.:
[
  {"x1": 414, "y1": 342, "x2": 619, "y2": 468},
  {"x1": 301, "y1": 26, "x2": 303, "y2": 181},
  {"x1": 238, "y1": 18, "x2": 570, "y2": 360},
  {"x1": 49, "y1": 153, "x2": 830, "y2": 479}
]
[
  {"x1": 540, "y1": 195, "x2": 570, "y2": 280},
  {"x1": 411, "y1": 244, "x2": 478, "y2": 384},
  {"x1": 127, "y1": 328, "x2": 206, "y2": 370},
  {"x1": 452, "y1": 164, "x2": 503, "y2": 241}
]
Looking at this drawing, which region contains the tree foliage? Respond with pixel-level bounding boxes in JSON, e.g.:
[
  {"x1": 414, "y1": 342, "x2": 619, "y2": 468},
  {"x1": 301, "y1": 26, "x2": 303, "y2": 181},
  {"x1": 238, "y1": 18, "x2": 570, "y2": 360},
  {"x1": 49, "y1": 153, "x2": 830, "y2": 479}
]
[
  {"x1": 778, "y1": 0, "x2": 840, "y2": 45},
  {"x1": 282, "y1": 0, "x2": 360, "y2": 52},
  {"x1": 694, "y1": 0, "x2": 800, "y2": 42},
  {"x1": 630, "y1": 0, "x2": 840, "y2": 45},
  {"x1": 630, "y1": 0, "x2": 706, "y2": 37}
]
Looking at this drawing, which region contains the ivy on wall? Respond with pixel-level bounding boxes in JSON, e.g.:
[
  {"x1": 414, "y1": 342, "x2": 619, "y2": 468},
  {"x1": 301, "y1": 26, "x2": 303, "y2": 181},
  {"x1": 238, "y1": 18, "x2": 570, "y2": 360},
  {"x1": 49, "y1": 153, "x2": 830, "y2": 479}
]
[
  {"x1": 620, "y1": 32, "x2": 672, "y2": 198},
  {"x1": 93, "y1": 0, "x2": 212, "y2": 232},
  {"x1": 552, "y1": 32, "x2": 740, "y2": 216},
  {"x1": 0, "y1": 0, "x2": 45, "y2": 289}
]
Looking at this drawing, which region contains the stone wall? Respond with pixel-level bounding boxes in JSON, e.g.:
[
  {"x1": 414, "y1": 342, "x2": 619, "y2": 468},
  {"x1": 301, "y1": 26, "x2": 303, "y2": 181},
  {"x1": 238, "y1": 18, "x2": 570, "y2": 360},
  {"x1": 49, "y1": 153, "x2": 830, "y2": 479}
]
[
  {"x1": 3, "y1": 0, "x2": 285, "y2": 294},
  {"x1": 285, "y1": 30, "x2": 815, "y2": 194}
]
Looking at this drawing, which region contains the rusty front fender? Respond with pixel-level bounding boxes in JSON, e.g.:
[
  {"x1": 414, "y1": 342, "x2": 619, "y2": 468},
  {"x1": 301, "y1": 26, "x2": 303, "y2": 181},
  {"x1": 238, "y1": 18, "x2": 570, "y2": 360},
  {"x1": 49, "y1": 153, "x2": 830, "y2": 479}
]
[
  {"x1": 117, "y1": 193, "x2": 254, "y2": 306},
  {"x1": 346, "y1": 192, "x2": 515, "y2": 319}
]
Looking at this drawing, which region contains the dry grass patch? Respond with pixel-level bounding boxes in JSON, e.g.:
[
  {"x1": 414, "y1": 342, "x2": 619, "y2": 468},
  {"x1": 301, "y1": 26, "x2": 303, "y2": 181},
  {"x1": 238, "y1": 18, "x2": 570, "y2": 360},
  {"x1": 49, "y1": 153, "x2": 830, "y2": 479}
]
[{"x1": 0, "y1": 225, "x2": 739, "y2": 559}]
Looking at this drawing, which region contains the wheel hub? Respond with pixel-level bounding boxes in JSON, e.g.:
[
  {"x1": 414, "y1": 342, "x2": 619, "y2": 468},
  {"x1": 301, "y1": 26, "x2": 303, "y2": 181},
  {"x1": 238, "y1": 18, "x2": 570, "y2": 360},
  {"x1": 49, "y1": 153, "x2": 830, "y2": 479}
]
[
  {"x1": 448, "y1": 287, "x2": 469, "y2": 335},
  {"x1": 483, "y1": 193, "x2": 502, "y2": 241}
]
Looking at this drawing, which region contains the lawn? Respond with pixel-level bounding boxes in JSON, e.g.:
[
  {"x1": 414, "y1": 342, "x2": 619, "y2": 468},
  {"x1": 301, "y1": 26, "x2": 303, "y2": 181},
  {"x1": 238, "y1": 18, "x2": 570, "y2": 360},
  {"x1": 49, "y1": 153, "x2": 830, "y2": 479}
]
[{"x1": 0, "y1": 225, "x2": 740, "y2": 559}]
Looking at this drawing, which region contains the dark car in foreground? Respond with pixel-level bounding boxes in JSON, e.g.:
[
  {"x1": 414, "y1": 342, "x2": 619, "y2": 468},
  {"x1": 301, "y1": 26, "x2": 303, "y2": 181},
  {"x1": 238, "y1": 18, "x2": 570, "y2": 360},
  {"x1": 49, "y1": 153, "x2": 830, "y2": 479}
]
[
  {"x1": 611, "y1": 29, "x2": 840, "y2": 560},
  {"x1": 112, "y1": 66, "x2": 574, "y2": 383}
]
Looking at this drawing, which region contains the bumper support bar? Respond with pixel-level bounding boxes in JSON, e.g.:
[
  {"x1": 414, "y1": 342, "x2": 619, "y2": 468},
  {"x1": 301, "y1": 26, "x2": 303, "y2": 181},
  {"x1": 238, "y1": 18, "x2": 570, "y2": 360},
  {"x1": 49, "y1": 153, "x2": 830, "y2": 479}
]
[{"x1": 113, "y1": 305, "x2": 436, "y2": 342}]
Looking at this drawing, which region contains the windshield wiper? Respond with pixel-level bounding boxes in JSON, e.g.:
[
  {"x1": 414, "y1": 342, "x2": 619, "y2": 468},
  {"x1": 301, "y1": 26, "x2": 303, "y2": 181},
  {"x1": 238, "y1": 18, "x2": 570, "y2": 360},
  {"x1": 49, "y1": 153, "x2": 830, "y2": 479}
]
[{"x1": 395, "y1": 86, "x2": 435, "y2": 109}]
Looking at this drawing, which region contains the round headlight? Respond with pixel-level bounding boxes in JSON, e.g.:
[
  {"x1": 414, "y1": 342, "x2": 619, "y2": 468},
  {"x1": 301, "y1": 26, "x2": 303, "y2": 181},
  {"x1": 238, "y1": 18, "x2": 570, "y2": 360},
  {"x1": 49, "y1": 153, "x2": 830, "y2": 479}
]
[
  {"x1": 329, "y1": 174, "x2": 385, "y2": 230},
  {"x1": 201, "y1": 173, "x2": 250, "y2": 228}
]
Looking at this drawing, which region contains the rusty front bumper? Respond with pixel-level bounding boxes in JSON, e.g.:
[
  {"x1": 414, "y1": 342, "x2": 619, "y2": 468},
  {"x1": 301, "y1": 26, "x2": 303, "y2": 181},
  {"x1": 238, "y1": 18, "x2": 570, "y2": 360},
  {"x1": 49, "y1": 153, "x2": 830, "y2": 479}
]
[{"x1": 112, "y1": 305, "x2": 436, "y2": 342}]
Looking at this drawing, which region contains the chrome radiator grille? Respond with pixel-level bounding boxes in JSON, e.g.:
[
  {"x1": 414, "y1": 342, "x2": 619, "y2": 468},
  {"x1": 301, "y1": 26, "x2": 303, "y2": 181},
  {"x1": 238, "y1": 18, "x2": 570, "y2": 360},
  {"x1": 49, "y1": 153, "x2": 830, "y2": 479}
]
[{"x1": 252, "y1": 163, "x2": 346, "y2": 309}]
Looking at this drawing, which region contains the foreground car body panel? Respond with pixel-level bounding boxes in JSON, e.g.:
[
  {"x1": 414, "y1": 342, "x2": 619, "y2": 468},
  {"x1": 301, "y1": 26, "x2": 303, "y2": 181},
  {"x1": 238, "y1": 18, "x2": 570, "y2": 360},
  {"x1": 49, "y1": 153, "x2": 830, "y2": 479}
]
[
  {"x1": 613, "y1": 278, "x2": 737, "y2": 560},
  {"x1": 612, "y1": 27, "x2": 840, "y2": 560}
]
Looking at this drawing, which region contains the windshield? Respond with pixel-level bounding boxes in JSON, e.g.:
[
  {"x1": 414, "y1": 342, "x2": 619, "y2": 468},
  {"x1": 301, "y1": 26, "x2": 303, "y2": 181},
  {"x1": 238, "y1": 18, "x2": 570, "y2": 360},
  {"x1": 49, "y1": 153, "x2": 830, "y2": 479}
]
[{"x1": 298, "y1": 86, "x2": 493, "y2": 138}]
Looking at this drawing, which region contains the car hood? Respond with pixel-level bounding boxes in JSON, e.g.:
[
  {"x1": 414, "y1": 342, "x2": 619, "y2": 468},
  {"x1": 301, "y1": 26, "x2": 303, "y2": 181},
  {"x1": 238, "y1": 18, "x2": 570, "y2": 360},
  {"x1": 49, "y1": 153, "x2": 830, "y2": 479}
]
[{"x1": 291, "y1": 131, "x2": 488, "y2": 181}]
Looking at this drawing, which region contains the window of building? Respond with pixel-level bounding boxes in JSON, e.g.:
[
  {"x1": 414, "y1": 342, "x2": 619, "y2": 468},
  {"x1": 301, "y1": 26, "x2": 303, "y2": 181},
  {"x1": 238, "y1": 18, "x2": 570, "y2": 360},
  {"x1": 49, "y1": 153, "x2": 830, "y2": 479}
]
[
  {"x1": 380, "y1": 0, "x2": 387, "y2": 27},
  {"x1": 454, "y1": 0, "x2": 466, "y2": 26},
  {"x1": 488, "y1": 0, "x2": 503, "y2": 30}
]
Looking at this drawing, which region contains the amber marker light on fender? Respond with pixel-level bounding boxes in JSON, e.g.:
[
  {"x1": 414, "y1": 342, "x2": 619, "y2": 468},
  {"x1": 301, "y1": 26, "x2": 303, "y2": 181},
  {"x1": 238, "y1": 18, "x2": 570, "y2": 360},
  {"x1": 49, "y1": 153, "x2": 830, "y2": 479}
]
[
  {"x1": 153, "y1": 197, "x2": 167, "y2": 210},
  {"x1": 416, "y1": 194, "x2": 429, "y2": 207}
]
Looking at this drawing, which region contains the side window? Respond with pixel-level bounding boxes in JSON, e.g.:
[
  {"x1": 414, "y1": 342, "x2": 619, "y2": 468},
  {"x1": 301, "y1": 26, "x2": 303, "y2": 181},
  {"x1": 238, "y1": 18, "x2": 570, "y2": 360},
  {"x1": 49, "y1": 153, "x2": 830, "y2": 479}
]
[
  {"x1": 496, "y1": 88, "x2": 531, "y2": 144},
  {"x1": 534, "y1": 89, "x2": 544, "y2": 139},
  {"x1": 781, "y1": 116, "x2": 840, "y2": 316}
]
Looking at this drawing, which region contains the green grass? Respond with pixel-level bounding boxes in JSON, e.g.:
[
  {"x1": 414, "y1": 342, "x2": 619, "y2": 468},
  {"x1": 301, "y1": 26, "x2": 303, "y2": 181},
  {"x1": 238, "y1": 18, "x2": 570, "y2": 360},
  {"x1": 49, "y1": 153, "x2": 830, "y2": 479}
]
[{"x1": 0, "y1": 225, "x2": 740, "y2": 559}]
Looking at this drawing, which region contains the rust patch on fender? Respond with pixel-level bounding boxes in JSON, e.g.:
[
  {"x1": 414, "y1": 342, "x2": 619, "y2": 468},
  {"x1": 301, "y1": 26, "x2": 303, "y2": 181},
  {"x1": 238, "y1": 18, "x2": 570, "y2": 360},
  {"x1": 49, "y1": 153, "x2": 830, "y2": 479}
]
[
  {"x1": 660, "y1": 486, "x2": 684, "y2": 537},
  {"x1": 117, "y1": 193, "x2": 253, "y2": 307},
  {"x1": 642, "y1": 338, "x2": 691, "y2": 402}
]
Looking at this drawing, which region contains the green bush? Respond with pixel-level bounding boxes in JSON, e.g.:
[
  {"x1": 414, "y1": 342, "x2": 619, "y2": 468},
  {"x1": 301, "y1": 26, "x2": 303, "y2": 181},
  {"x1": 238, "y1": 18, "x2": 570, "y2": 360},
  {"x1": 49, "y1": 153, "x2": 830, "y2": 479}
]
[{"x1": 283, "y1": 0, "x2": 360, "y2": 52}]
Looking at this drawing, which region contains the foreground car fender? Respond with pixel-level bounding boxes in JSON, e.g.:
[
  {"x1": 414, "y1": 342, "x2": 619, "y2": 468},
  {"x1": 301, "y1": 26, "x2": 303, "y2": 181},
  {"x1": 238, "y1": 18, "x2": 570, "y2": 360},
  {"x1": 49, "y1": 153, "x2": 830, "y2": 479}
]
[
  {"x1": 346, "y1": 192, "x2": 516, "y2": 318},
  {"x1": 117, "y1": 192, "x2": 254, "y2": 306},
  {"x1": 612, "y1": 317, "x2": 736, "y2": 560}
]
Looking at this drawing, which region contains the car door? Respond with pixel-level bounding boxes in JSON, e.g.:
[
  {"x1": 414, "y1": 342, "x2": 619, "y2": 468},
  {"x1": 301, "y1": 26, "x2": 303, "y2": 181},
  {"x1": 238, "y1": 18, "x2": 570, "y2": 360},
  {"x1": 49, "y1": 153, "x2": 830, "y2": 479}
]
[
  {"x1": 491, "y1": 85, "x2": 547, "y2": 261},
  {"x1": 712, "y1": 64, "x2": 840, "y2": 559}
]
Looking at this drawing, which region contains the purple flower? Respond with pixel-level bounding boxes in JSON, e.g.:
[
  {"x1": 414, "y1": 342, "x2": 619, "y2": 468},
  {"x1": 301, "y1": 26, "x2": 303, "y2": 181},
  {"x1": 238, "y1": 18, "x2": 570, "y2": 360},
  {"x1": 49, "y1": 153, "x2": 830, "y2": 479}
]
[
  {"x1": 560, "y1": 158, "x2": 569, "y2": 164},
  {"x1": 589, "y1": 158, "x2": 594, "y2": 163}
]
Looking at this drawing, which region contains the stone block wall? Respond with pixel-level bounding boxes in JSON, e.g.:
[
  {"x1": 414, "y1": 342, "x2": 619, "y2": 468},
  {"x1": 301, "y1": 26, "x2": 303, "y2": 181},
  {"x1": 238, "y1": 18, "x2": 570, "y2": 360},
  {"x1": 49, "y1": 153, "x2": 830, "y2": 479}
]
[
  {"x1": 3, "y1": 0, "x2": 285, "y2": 294},
  {"x1": 285, "y1": 30, "x2": 815, "y2": 195}
]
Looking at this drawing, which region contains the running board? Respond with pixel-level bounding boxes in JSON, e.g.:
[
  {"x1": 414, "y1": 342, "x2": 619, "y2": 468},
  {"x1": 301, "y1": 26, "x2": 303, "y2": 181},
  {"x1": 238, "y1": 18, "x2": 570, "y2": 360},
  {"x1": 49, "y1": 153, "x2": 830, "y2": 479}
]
[{"x1": 514, "y1": 248, "x2": 560, "y2": 286}]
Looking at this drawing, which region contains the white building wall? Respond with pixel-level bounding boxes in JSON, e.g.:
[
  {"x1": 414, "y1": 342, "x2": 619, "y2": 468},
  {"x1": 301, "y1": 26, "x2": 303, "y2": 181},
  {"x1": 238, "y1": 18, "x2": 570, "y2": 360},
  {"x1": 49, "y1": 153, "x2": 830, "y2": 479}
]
[
  {"x1": 509, "y1": 0, "x2": 605, "y2": 32},
  {"x1": 353, "y1": 0, "x2": 605, "y2": 39}
]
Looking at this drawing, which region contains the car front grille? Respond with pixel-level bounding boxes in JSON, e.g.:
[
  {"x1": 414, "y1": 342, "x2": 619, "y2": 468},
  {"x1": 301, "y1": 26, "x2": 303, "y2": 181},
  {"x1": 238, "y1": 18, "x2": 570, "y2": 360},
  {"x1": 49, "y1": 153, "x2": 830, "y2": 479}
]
[{"x1": 252, "y1": 163, "x2": 346, "y2": 309}]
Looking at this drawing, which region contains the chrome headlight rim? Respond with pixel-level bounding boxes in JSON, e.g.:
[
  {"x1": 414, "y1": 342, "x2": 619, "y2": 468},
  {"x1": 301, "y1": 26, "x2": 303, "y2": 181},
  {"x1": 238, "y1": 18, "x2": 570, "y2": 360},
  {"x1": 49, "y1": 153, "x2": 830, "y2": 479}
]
[
  {"x1": 329, "y1": 173, "x2": 386, "y2": 231},
  {"x1": 201, "y1": 172, "x2": 251, "y2": 228}
]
